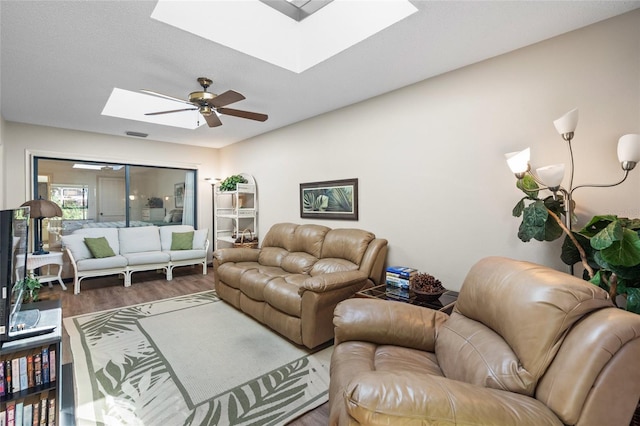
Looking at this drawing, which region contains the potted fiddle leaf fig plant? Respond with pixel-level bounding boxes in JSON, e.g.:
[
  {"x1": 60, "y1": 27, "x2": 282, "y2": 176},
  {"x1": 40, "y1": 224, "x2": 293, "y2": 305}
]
[
  {"x1": 511, "y1": 177, "x2": 640, "y2": 313},
  {"x1": 560, "y1": 215, "x2": 640, "y2": 313}
]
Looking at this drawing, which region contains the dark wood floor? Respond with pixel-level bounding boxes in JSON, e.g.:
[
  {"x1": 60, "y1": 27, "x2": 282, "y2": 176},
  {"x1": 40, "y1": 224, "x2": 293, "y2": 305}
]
[{"x1": 47, "y1": 265, "x2": 329, "y2": 425}]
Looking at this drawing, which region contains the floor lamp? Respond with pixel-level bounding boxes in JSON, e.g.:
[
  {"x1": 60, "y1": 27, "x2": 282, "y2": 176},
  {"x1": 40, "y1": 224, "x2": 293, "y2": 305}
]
[{"x1": 20, "y1": 198, "x2": 63, "y2": 255}]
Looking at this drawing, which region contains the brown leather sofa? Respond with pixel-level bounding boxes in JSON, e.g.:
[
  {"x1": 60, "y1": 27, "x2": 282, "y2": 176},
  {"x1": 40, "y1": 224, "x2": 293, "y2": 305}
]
[
  {"x1": 213, "y1": 222, "x2": 388, "y2": 349},
  {"x1": 329, "y1": 256, "x2": 640, "y2": 425}
]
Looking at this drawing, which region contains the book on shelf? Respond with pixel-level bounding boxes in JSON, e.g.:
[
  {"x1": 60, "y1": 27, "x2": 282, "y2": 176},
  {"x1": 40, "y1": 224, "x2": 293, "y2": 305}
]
[
  {"x1": 33, "y1": 354, "x2": 42, "y2": 387},
  {"x1": 0, "y1": 361, "x2": 5, "y2": 396},
  {"x1": 38, "y1": 399, "x2": 46, "y2": 426},
  {"x1": 14, "y1": 403, "x2": 22, "y2": 426},
  {"x1": 41, "y1": 349, "x2": 49, "y2": 385},
  {"x1": 19, "y1": 357, "x2": 28, "y2": 391},
  {"x1": 31, "y1": 404, "x2": 38, "y2": 426},
  {"x1": 48, "y1": 350, "x2": 56, "y2": 383},
  {"x1": 11, "y1": 358, "x2": 20, "y2": 393},
  {"x1": 6, "y1": 402, "x2": 14, "y2": 426},
  {"x1": 5, "y1": 360, "x2": 12, "y2": 395},
  {"x1": 22, "y1": 405, "x2": 32, "y2": 426},
  {"x1": 47, "y1": 398, "x2": 55, "y2": 426},
  {"x1": 26, "y1": 355, "x2": 34, "y2": 389}
]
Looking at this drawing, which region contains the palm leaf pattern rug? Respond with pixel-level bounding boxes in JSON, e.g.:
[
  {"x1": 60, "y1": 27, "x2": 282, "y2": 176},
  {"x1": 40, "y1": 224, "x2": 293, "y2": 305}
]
[{"x1": 64, "y1": 291, "x2": 332, "y2": 425}]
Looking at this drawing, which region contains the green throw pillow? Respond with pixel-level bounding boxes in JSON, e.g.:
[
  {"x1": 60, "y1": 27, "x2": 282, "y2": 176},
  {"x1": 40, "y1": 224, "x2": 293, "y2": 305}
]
[
  {"x1": 84, "y1": 237, "x2": 116, "y2": 258},
  {"x1": 171, "y1": 231, "x2": 194, "y2": 250}
]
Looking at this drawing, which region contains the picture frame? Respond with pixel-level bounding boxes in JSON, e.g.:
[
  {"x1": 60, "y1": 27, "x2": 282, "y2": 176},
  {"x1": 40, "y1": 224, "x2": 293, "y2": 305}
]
[
  {"x1": 174, "y1": 182, "x2": 185, "y2": 208},
  {"x1": 300, "y1": 178, "x2": 358, "y2": 220}
]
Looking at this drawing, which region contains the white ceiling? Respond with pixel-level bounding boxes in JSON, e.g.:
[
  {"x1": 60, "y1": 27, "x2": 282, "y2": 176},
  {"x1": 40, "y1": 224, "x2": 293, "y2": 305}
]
[{"x1": 2, "y1": 1, "x2": 639, "y2": 149}]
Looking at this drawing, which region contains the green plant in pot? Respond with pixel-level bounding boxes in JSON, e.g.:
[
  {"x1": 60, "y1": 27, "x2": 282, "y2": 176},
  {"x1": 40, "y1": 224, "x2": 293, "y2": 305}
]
[
  {"x1": 219, "y1": 175, "x2": 248, "y2": 191},
  {"x1": 512, "y1": 176, "x2": 640, "y2": 313},
  {"x1": 13, "y1": 274, "x2": 42, "y2": 304}
]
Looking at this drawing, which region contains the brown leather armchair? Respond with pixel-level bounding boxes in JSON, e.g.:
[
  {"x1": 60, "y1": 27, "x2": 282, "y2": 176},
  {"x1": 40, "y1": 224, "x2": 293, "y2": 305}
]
[{"x1": 329, "y1": 256, "x2": 640, "y2": 425}]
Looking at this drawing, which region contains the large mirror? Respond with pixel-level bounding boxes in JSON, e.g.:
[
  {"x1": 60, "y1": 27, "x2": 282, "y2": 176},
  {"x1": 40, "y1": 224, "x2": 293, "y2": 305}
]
[{"x1": 33, "y1": 158, "x2": 197, "y2": 252}]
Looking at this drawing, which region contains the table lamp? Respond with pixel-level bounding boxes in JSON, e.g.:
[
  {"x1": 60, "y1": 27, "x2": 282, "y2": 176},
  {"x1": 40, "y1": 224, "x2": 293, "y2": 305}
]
[{"x1": 20, "y1": 198, "x2": 63, "y2": 255}]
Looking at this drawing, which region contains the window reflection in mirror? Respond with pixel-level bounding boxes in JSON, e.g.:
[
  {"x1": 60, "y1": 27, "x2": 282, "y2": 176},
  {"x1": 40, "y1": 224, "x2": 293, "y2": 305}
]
[{"x1": 34, "y1": 158, "x2": 197, "y2": 252}]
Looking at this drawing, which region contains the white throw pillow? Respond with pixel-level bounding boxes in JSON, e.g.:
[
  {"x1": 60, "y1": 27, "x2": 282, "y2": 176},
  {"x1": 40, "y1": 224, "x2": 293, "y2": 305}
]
[{"x1": 163, "y1": 213, "x2": 172, "y2": 223}]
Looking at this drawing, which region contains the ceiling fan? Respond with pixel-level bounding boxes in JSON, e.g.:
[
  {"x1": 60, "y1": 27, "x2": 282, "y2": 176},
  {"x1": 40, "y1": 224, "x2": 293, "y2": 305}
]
[{"x1": 141, "y1": 77, "x2": 268, "y2": 127}]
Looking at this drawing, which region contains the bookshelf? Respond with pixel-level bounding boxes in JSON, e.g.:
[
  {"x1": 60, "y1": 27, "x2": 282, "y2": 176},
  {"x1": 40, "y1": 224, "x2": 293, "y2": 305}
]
[
  {"x1": 0, "y1": 300, "x2": 62, "y2": 426},
  {"x1": 213, "y1": 173, "x2": 258, "y2": 251}
]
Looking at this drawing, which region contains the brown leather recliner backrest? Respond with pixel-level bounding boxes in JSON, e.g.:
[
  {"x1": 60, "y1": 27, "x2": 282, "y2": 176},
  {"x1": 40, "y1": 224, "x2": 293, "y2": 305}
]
[{"x1": 435, "y1": 257, "x2": 613, "y2": 397}]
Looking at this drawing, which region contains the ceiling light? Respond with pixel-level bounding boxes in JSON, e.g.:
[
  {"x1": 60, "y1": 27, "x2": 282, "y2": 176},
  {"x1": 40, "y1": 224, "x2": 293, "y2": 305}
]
[{"x1": 73, "y1": 163, "x2": 103, "y2": 170}]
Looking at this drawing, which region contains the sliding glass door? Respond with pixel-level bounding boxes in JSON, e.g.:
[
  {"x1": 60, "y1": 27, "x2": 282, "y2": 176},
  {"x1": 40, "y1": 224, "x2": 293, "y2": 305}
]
[{"x1": 33, "y1": 158, "x2": 197, "y2": 252}]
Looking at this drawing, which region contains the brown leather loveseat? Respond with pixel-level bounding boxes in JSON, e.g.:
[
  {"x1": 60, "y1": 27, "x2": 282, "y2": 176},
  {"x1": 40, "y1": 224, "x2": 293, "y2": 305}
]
[
  {"x1": 213, "y1": 222, "x2": 387, "y2": 349},
  {"x1": 329, "y1": 256, "x2": 640, "y2": 425}
]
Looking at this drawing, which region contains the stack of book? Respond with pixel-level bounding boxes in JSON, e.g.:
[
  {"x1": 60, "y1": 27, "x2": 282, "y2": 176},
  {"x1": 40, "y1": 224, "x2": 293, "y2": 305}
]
[{"x1": 385, "y1": 266, "x2": 418, "y2": 289}]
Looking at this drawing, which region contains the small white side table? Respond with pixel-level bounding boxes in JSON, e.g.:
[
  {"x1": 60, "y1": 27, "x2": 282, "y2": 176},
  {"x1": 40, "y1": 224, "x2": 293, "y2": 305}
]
[{"x1": 22, "y1": 251, "x2": 67, "y2": 291}]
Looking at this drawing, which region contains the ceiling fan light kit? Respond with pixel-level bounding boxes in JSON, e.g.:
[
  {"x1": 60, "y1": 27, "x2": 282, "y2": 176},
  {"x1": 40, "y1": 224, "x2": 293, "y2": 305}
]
[{"x1": 143, "y1": 77, "x2": 268, "y2": 128}]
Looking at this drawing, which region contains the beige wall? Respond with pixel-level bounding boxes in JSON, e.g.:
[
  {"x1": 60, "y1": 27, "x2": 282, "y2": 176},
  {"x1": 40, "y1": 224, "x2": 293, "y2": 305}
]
[
  {"x1": 218, "y1": 10, "x2": 640, "y2": 290},
  {"x1": 1, "y1": 122, "x2": 220, "y2": 238},
  {"x1": 1, "y1": 10, "x2": 638, "y2": 290}
]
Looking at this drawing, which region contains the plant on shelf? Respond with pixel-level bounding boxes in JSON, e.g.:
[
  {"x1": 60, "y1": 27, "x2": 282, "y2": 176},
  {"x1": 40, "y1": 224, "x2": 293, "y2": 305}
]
[
  {"x1": 13, "y1": 274, "x2": 42, "y2": 304},
  {"x1": 219, "y1": 175, "x2": 248, "y2": 191}
]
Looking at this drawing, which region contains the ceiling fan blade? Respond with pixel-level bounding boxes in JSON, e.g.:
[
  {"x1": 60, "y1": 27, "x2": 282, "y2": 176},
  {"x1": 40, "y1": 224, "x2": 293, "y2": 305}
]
[
  {"x1": 140, "y1": 89, "x2": 191, "y2": 104},
  {"x1": 210, "y1": 90, "x2": 245, "y2": 108},
  {"x1": 204, "y1": 113, "x2": 223, "y2": 127},
  {"x1": 217, "y1": 107, "x2": 268, "y2": 122},
  {"x1": 145, "y1": 108, "x2": 198, "y2": 116}
]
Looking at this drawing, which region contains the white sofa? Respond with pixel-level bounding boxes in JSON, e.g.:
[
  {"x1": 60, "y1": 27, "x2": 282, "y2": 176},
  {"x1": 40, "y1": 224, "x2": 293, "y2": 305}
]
[{"x1": 61, "y1": 225, "x2": 209, "y2": 294}]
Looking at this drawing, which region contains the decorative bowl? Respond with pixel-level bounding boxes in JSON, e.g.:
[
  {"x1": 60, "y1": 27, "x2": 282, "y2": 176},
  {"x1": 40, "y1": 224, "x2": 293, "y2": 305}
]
[{"x1": 412, "y1": 288, "x2": 446, "y2": 302}]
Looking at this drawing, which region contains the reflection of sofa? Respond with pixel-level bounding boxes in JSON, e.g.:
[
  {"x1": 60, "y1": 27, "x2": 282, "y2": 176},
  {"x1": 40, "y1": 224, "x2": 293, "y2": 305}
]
[
  {"x1": 62, "y1": 224, "x2": 208, "y2": 294},
  {"x1": 213, "y1": 223, "x2": 388, "y2": 349},
  {"x1": 329, "y1": 257, "x2": 640, "y2": 425}
]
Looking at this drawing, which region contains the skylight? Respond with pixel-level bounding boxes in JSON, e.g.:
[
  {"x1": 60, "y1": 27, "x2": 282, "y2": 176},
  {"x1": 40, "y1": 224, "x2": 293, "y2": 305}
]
[
  {"x1": 101, "y1": 88, "x2": 207, "y2": 130},
  {"x1": 151, "y1": 0, "x2": 417, "y2": 73},
  {"x1": 259, "y1": 0, "x2": 334, "y2": 22}
]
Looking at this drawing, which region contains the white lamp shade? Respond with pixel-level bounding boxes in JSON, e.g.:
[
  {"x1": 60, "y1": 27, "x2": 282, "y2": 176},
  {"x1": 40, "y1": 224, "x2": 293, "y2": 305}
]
[
  {"x1": 553, "y1": 108, "x2": 579, "y2": 135},
  {"x1": 505, "y1": 148, "x2": 530, "y2": 174},
  {"x1": 536, "y1": 164, "x2": 565, "y2": 188},
  {"x1": 617, "y1": 134, "x2": 640, "y2": 163}
]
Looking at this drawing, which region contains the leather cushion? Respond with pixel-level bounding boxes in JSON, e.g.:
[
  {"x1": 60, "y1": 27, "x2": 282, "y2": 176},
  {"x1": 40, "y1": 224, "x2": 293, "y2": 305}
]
[
  {"x1": 281, "y1": 252, "x2": 317, "y2": 274},
  {"x1": 320, "y1": 229, "x2": 374, "y2": 265},
  {"x1": 258, "y1": 247, "x2": 289, "y2": 267},
  {"x1": 310, "y1": 258, "x2": 358, "y2": 276}
]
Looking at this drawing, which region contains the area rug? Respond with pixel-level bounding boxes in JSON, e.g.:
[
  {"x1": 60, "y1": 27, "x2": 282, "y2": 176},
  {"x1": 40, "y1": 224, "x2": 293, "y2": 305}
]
[{"x1": 64, "y1": 291, "x2": 332, "y2": 425}]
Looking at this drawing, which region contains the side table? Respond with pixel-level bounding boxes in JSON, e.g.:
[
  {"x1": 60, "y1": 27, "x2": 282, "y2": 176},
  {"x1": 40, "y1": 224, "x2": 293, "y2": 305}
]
[
  {"x1": 16, "y1": 252, "x2": 67, "y2": 291},
  {"x1": 357, "y1": 284, "x2": 458, "y2": 314}
]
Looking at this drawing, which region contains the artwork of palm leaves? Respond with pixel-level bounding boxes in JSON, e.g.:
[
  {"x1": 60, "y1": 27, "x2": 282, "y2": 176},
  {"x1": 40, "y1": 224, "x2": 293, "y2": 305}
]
[{"x1": 302, "y1": 187, "x2": 353, "y2": 212}]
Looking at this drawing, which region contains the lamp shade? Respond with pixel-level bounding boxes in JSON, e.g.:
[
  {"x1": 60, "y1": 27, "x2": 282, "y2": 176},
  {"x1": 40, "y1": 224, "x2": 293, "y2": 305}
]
[
  {"x1": 505, "y1": 148, "x2": 530, "y2": 174},
  {"x1": 617, "y1": 134, "x2": 640, "y2": 163},
  {"x1": 553, "y1": 108, "x2": 579, "y2": 135},
  {"x1": 20, "y1": 198, "x2": 62, "y2": 219},
  {"x1": 536, "y1": 164, "x2": 565, "y2": 188}
]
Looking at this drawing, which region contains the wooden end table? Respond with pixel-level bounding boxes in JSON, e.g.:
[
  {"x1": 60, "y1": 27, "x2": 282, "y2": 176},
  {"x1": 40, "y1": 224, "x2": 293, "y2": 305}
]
[{"x1": 357, "y1": 284, "x2": 458, "y2": 314}]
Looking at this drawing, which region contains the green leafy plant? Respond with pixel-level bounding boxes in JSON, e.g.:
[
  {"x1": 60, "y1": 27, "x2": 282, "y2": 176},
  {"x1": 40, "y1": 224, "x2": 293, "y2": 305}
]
[
  {"x1": 561, "y1": 215, "x2": 640, "y2": 313},
  {"x1": 13, "y1": 275, "x2": 42, "y2": 304},
  {"x1": 512, "y1": 177, "x2": 640, "y2": 313},
  {"x1": 219, "y1": 175, "x2": 248, "y2": 192}
]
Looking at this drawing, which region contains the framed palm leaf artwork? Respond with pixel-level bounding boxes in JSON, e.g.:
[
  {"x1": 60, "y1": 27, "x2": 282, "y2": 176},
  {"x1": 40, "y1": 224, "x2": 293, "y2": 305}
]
[{"x1": 300, "y1": 178, "x2": 358, "y2": 220}]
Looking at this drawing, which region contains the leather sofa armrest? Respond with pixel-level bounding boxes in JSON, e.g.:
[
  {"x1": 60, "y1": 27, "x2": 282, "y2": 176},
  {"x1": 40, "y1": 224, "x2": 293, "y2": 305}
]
[
  {"x1": 300, "y1": 270, "x2": 368, "y2": 294},
  {"x1": 333, "y1": 298, "x2": 448, "y2": 351},
  {"x1": 213, "y1": 247, "x2": 260, "y2": 264},
  {"x1": 342, "y1": 371, "x2": 562, "y2": 425}
]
